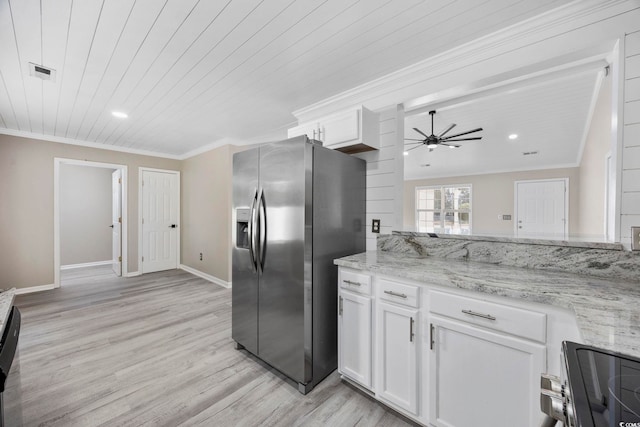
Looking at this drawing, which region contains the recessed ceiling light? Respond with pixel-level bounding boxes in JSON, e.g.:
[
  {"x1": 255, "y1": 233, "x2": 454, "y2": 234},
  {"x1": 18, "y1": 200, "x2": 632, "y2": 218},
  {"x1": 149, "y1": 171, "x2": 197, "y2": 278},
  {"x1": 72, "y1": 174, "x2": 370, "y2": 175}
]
[
  {"x1": 112, "y1": 111, "x2": 128, "y2": 119},
  {"x1": 508, "y1": 134, "x2": 518, "y2": 140},
  {"x1": 403, "y1": 151, "x2": 409, "y2": 156}
]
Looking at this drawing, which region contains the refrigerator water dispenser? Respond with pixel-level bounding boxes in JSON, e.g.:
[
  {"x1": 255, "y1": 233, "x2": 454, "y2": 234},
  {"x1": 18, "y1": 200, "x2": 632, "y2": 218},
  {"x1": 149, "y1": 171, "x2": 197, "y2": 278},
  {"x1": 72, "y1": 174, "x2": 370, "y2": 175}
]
[{"x1": 236, "y1": 208, "x2": 250, "y2": 249}]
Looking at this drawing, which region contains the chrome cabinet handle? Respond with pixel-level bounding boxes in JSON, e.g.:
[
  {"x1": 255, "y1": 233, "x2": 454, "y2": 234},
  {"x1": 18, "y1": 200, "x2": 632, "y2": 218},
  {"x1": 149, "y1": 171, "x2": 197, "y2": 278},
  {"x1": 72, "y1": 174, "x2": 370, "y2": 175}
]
[
  {"x1": 384, "y1": 290, "x2": 407, "y2": 299},
  {"x1": 339, "y1": 296, "x2": 343, "y2": 316},
  {"x1": 343, "y1": 280, "x2": 362, "y2": 286},
  {"x1": 462, "y1": 309, "x2": 496, "y2": 321},
  {"x1": 409, "y1": 317, "x2": 415, "y2": 342}
]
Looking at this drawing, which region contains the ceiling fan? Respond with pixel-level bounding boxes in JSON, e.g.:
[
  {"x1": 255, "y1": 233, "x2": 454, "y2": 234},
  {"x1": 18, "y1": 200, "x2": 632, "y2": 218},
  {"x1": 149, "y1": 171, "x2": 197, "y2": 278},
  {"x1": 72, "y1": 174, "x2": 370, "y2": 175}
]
[{"x1": 405, "y1": 110, "x2": 483, "y2": 152}]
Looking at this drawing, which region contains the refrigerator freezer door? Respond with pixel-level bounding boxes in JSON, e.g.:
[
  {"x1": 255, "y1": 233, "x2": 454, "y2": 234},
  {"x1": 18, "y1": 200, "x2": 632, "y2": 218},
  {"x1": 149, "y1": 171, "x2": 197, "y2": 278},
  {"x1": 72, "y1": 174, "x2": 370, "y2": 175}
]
[
  {"x1": 258, "y1": 137, "x2": 313, "y2": 385},
  {"x1": 232, "y1": 148, "x2": 260, "y2": 355}
]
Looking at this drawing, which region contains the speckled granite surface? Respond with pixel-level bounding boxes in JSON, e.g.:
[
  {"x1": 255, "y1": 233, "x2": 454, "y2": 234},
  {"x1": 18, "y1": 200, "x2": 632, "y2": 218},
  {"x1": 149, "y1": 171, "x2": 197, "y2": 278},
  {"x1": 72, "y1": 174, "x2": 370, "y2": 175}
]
[
  {"x1": 378, "y1": 233, "x2": 640, "y2": 282},
  {"x1": 334, "y1": 252, "x2": 640, "y2": 358},
  {"x1": 0, "y1": 288, "x2": 16, "y2": 336}
]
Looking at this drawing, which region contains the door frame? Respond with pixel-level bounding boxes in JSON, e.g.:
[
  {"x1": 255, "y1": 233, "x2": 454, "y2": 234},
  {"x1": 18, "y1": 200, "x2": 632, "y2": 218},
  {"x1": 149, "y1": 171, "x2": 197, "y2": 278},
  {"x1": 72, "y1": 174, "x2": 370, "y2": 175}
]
[
  {"x1": 54, "y1": 158, "x2": 128, "y2": 288},
  {"x1": 138, "y1": 167, "x2": 181, "y2": 274},
  {"x1": 513, "y1": 178, "x2": 569, "y2": 238}
]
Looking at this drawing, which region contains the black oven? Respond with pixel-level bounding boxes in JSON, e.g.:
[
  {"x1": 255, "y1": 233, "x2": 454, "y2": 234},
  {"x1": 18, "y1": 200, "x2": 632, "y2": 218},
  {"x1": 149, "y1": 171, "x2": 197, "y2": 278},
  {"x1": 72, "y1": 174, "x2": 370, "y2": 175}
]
[
  {"x1": 0, "y1": 306, "x2": 21, "y2": 427},
  {"x1": 541, "y1": 341, "x2": 640, "y2": 427}
]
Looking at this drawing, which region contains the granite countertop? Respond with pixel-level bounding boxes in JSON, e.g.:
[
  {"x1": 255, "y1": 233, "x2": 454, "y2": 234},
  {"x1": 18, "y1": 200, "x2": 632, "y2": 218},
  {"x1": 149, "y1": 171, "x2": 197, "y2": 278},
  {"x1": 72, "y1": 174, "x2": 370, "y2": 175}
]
[
  {"x1": 0, "y1": 289, "x2": 16, "y2": 336},
  {"x1": 335, "y1": 252, "x2": 640, "y2": 358}
]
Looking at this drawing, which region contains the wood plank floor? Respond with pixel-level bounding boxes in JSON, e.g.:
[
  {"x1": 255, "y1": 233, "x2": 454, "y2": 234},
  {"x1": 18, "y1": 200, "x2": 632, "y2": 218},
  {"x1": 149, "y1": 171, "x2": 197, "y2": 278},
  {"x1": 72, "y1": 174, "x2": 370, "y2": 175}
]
[{"x1": 4, "y1": 267, "x2": 415, "y2": 426}]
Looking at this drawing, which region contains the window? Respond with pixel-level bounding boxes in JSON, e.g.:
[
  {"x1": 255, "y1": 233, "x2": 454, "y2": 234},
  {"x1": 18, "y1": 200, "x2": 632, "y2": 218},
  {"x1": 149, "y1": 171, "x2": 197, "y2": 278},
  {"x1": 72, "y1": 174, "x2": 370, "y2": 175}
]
[{"x1": 416, "y1": 185, "x2": 471, "y2": 234}]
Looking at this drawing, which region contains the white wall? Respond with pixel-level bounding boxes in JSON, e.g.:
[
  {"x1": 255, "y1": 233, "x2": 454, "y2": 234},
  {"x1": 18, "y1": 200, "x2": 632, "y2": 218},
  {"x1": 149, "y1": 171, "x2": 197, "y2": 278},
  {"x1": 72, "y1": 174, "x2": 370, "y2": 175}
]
[
  {"x1": 355, "y1": 105, "x2": 404, "y2": 250},
  {"x1": 621, "y1": 30, "x2": 640, "y2": 246},
  {"x1": 60, "y1": 164, "x2": 113, "y2": 266}
]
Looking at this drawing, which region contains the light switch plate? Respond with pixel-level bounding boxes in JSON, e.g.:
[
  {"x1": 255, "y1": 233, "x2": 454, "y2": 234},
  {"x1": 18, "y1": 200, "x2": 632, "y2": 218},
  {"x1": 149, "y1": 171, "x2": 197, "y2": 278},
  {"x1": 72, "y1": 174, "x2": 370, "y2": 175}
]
[{"x1": 632, "y1": 227, "x2": 640, "y2": 251}]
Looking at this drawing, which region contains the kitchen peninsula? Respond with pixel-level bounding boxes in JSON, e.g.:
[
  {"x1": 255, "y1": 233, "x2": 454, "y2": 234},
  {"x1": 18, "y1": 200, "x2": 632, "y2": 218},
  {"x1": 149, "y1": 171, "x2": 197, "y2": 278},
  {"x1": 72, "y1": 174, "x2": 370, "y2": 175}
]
[{"x1": 334, "y1": 232, "x2": 640, "y2": 426}]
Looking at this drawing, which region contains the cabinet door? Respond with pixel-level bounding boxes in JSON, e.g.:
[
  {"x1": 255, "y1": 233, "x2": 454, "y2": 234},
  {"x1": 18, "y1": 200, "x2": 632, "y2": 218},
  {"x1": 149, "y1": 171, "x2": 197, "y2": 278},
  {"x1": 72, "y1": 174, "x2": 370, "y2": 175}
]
[
  {"x1": 338, "y1": 290, "x2": 372, "y2": 389},
  {"x1": 429, "y1": 315, "x2": 546, "y2": 427},
  {"x1": 320, "y1": 109, "x2": 359, "y2": 146},
  {"x1": 376, "y1": 301, "x2": 419, "y2": 414}
]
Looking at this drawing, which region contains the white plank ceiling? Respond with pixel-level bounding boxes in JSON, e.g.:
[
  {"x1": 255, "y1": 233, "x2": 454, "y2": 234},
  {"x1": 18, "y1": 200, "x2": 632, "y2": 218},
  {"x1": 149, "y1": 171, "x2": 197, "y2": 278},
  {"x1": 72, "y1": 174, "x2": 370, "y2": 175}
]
[
  {"x1": 403, "y1": 70, "x2": 602, "y2": 180},
  {"x1": 0, "y1": 0, "x2": 572, "y2": 157}
]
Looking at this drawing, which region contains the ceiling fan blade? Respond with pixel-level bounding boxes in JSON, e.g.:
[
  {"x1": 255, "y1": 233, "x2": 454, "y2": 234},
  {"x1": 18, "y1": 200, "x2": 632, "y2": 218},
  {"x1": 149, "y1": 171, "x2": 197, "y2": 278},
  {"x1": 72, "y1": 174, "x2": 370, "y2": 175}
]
[
  {"x1": 406, "y1": 144, "x2": 424, "y2": 152},
  {"x1": 441, "y1": 127, "x2": 483, "y2": 140},
  {"x1": 413, "y1": 127, "x2": 430, "y2": 138},
  {"x1": 438, "y1": 123, "x2": 456, "y2": 137},
  {"x1": 404, "y1": 138, "x2": 426, "y2": 141},
  {"x1": 441, "y1": 142, "x2": 461, "y2": 148},
  {"x1": 443, "y1": 137, "x2": 482, "y2": 142}
]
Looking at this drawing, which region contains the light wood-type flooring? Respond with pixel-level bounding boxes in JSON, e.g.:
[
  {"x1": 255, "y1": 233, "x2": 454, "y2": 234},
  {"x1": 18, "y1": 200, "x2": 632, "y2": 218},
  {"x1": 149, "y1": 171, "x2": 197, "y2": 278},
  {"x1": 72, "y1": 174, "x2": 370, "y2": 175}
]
[{"x1": 4, "y1": 266, "x2": 415, "y2": 426}]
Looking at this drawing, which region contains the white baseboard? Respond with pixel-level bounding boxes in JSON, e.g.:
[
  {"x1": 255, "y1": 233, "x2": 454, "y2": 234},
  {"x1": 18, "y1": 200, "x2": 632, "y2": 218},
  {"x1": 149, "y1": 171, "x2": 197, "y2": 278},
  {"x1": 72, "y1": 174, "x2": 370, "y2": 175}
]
[
  {"x1": 124, "y1": 271, "x2": 141, "y2": 277},
  {"x1": 14, "y1": 283, "x2": 57, "y2": 295},
  {"x1": 179, "y1": 264, "x2": 231, "y2": 289},
  {"x1": 61, "y1": 260, "x2": 112, "y2": 270}
]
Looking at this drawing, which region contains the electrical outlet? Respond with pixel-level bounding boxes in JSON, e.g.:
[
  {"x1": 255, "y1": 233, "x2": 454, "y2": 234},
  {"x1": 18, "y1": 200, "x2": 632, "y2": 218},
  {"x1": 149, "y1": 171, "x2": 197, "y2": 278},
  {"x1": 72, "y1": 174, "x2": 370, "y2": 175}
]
[
  {"x1": 632, "y1": 227, "x2": 640, "y2": 251},
  {"x1": 372, "y1": 219, "x2": 381, "y2": 233},
  {"x1": 199, "y1": 252, "x2": 203, "y2": 261}
]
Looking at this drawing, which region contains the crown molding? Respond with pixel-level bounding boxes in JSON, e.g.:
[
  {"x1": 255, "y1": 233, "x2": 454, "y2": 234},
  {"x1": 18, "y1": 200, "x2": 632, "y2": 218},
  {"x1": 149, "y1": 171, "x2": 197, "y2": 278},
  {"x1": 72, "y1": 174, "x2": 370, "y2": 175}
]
[
  {"x1": 292, "y1": 0, "x2": 636, "y2": 122},
  {"x1": 404, "y1": 162, "x2": 581, "y2": 182},
  {"x1": 0, "y1": 127, "x2": 183, "y2": 160}
]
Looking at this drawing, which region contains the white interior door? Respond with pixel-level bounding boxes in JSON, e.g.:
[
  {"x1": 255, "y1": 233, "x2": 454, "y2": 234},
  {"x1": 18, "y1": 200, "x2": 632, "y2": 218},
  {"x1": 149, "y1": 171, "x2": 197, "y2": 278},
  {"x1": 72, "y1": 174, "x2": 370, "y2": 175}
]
[
  {"x1": 141, "y1": 170, "x2": 179, "y2": 273},
  {"x1": 515, "y1": 179, "x2": 567, "y2": 239},
  {"x1": 112, "y1": 170, "x2": 122, "y2": 276}
]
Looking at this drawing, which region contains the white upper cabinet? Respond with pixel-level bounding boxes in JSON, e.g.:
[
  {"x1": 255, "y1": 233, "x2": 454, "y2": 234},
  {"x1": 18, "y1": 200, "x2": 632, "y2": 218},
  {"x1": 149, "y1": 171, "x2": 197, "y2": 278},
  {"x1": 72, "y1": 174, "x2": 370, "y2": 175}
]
[{"x1": 288, "y1": 106, "x2": 379, "y2": 154}]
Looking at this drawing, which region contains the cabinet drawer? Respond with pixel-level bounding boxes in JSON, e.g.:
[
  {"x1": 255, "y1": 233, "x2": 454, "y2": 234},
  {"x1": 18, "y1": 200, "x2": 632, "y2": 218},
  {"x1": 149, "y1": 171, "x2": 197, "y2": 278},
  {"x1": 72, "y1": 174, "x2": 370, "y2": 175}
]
[
  {"x1": 429, "y1": 291, "x2": 546, "y2": 343},
  {"x1": 377, "y1": 279, "x2": 419, "y2": 308},
  {"x1": 340, "y1": 270, "x2": 371, "y2": 295}
]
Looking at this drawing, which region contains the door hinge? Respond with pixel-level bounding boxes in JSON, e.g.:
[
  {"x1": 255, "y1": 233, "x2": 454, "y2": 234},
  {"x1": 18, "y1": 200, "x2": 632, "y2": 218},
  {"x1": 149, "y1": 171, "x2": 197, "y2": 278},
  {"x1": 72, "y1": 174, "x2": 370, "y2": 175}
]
[
  {"x1": 142, "y1": 256, "x2": 144, "y2": 262},
  {"x1": 338, "y1": 296, "x2": 343, "y2": 316},
  {"x1": 142, "y1": 218, "x2": 144, "y2": 224},
  {"x1": 118, "y1": 256, "x2": 122, "y2": 262},
  {"x1": 118, "y1": 216, "x2": 122, "y2": 223},
  {"x1": 118, "y1": 178, "x2": 121, "y2": 184},
  {"x1": 430, "y1": 323, "x2": 435, "y2": 350}
]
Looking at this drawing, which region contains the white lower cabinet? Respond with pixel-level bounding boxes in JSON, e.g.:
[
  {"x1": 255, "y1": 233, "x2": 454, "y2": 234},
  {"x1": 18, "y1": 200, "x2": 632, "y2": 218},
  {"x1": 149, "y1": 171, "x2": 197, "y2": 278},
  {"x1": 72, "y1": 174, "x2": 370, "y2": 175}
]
[
  {"x1": 428, "y1": 315, "x2": 546, "y2": 427},
  {"x1": 338, "y1": 289, "x2": 372, "y2": 389},
  {"x1": 336, "y1": 267, "x2": 575, "y2": 427},
  {"x1": 376, "y1": 301, "x2": 419, "y2": 414}
]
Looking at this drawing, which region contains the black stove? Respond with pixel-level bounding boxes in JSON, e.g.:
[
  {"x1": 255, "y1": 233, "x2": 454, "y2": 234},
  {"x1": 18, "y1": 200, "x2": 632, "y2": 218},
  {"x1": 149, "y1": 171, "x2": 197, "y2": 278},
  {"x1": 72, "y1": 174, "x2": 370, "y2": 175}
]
[{"x1": 541, "y1": 341, "x2": 640, "y2": 427}]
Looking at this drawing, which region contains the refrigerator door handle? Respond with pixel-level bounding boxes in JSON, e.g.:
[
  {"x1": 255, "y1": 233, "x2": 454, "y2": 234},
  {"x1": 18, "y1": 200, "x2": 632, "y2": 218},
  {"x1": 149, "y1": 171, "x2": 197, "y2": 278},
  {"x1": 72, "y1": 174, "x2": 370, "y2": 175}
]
[
  {"x1": 248, "y1": 189, "x2": 258, "y2": 272},
  {"x1": 257, "y1": 189, "x2": 267, "y2": 273}
]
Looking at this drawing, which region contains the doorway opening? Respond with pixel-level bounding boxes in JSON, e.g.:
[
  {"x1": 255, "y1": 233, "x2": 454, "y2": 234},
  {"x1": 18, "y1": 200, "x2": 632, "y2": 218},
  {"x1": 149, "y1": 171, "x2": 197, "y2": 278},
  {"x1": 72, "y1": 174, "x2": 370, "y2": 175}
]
[{"x1": 54, "y1": 158, "x2": 128, "y2": 288}]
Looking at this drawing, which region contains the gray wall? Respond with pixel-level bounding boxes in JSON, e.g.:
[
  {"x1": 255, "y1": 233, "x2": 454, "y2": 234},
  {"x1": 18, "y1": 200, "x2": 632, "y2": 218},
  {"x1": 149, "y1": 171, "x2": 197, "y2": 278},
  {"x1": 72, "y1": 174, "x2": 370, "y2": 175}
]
[
  {"x1": 0, "y1": 133, "x2": 181, "y2": 289},
  {"x1": 60, "y1": 164, "x2": 113, "y2": 266}
]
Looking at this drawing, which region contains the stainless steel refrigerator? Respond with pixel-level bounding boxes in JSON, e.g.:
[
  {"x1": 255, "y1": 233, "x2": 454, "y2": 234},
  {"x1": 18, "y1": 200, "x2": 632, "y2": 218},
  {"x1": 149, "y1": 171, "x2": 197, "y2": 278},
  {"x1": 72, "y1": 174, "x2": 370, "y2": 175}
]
[{"x1": 232, "y1": 135, "x2": 366, "y2": 394}]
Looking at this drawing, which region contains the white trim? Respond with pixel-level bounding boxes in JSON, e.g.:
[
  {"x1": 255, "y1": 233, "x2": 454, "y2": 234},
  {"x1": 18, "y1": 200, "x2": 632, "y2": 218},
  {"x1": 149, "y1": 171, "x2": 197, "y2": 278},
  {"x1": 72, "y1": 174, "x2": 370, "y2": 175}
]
[
  {"x1": 576, "y1": 69, "x2": 606, "y2": 165},
  {"x1": 14, "y1": 284, "x2": 56, "y2": 295},
  {"x1": 0, "y1": 128, "x2": 181, "y2": 159},
  {"x1": 125, "y1": 271, "x2": 141, "y2": 277},
  {"x1": 179, "y1": 264, "x2": 231, "y2": 289},
  {"x1": 139, "y1": 167, "x2": 181, "y2": 274},
  {"x1": 61, "y1": 260, "x2": 112, "y2": 270},
  {"x1": 54, "y1": 158, "x2": 128, "y2": 288},
  {"x1": 514, "y1": 178, "x2": 570, "y2": 238}
]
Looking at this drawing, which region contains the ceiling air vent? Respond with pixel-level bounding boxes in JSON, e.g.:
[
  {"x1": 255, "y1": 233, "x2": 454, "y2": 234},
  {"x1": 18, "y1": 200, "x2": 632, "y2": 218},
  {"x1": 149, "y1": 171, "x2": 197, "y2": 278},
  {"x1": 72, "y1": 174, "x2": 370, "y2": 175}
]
[
  {"x1": 522, "y1": 151, "x2": 539, "y2": 156},
  {"x1": 28, "y1": 63, "x2": 56, "y2": 82}
]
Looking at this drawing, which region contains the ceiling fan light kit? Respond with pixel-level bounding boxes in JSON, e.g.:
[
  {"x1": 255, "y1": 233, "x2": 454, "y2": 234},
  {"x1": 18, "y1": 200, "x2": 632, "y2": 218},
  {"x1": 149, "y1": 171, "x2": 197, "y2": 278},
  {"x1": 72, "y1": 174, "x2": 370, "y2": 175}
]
[{"x1": 404, "y1": 110, "x2": 483, "y2": 153}]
